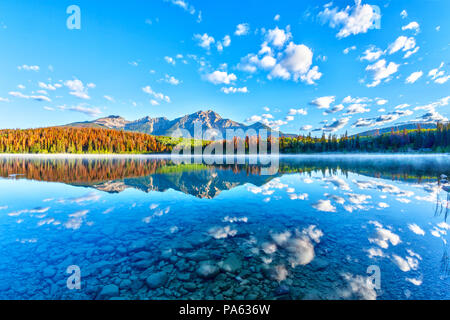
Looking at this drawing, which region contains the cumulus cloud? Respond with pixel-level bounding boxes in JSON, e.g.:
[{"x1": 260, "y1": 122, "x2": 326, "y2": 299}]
[
  {"x1": 391, "y1": 254, "x2": 419, "y2": 272},
  {"x1": 402, "y1": 21, "x2": 420, "y2": 34},
  {"x1": 312, "y1": 199, "x2": 337, "y2": 212},
  {"x1": 345, "y1": 103, "x2": 370, "y2": 115},
  {"x1": 204, "y1": 70, "x2": 237, "y2": 85},
  {"x1": 405, "y1": 71, "x2": 423, "y2": 84},
  {"x1": 64, "y1": 79, "x2": 92, "y2": 99},
  {"x1": 365, "y1": 59, "x2": 399, "y2": 87},
  {"x1": 265, "y1": 26, "x2": 292, "y2": 47},
  {"x1": 408, "y1": 223, "x2": 425, "y2": 236},
  {"x1": 310, "y1": 96, "x2": 335, "y2": 110},
  {"x1": 235, "y1": 23, "x2": 250, "y2": 36},
  {"x1": 360, "y1": 46, "x2": 384, "y2": 61},
  {"x1": 270, "y1": 42, "x2": 318, "y2": 82},
  {"x1": 368, "y1": 221, "x2": 401, "y2": 249},
  {"x1": 322, "y1": 117, "x2": 350, "y2": 132},
  {"x1": 318, "y1": 0, "x2": 381, "y2": 39},
  {"x1": 194, "y1": 33, "x2": 215, "y2": 49},
  {"x1": 387, "y1": 36, "x2": 416, "y2": 55}
]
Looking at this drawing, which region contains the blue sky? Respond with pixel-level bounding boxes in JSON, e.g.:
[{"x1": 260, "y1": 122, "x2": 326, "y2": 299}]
[{"x1": 0, "y1": 0, "x2": 449, "y2": 135}]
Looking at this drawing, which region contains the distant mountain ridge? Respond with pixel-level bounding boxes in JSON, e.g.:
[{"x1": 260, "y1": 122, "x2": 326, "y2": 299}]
[
  {"x1": 65, "y1": 110, "x2": 289, "y2": 138},
  {"x1": 355, "y1": 122, "x2": 440, "y2": 137}
]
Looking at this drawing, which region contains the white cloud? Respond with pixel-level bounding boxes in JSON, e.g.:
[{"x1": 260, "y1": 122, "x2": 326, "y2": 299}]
[
  {"x1": 343, "y1": 45, "x2": 357, "y2": 54},
  {"x1": 402, "y1": 21, "x2": 420, "y2": 34},
  {"x1": 387, "y1": 36, "x2": 416, "y2": 55},
  {"x1": 38, "y1": 82, "x2": 57, "y2": 91},
  {"x1": 246, "y1": 115, "x2": 262, "y2": 123},
  {"x1": 300, "y1": 125, "x2": 313, "y2": 131},
  {"x1": 301, "y1": 66, "x2": 323, "y2": 85},
  {"x1": 8, "y1": 91, "x2": 52, "y2": 102},
  {"x1": 318, "y1": 0, "x2": 381, "y2": 38},
  {"x1": 312, "y1": 199, "x2": 336, "y2": 212},
  {"x1": 194, "y1": 33, "x2": 215, "y2": 49},
  {"x1": 365, "y1": 59, "x2": 399, "y2": 87},
  {"x1": 104, "y1": 95, "x2": 115, "y2": 102},
  {"x1": 405, "y1": 71, "x2": 423, "y2": 84},
  {"x1": 266, "y1": 42, "x2": 321, "y2": 84},
  {"x1": 310, "y1": 96, "x2": 335, "y2": 109},
  {"x1": 164, "y1": 56, "x2": 176, "y2": 65},
  {"x1": 403, "y1": 46, "x2": 419, "y2": 59},
  {"x1": 166, "y1": 0, "x2": 197, "y2": 16},
  {"x1": 142, "y1": 86, "x2": 171, "y2": 103},
  {"x1": 221, "y1": 86, "x2": 248, "y2": 94},
  {"x1": 376, "y1": 99, "x2": 388, "y2": 105},
  {"x1": 345, "y1": 103, "x2": 370, "y2": 115},
  {"x1": 322, "y1": 117, "x2": 350, "y2": 132},
  {"x1": 265, "y1": 26, "x2": 292, "y2": 47},
  {"x1": 64, "y1": 79, "x2": 91, "y2": 99},
  {"x1": 204, "y1": 70, "x2": 237, "y2": 85},
  {"x1": 288, "y1": 108, "x2": 307, "y2": 116},
  {"x1": 428, "y1": 62, "x2": 449, "y2": 84},
  {"x1": 235, "y1": 23, "x2": 250, "y2": 36},
  {"x1": 353, "y1": 109, "x2": 413, "y2": 127},
  {"x1": 58, "y1": 104, "x2": 101, "y2": 117},
  {"x1": 368, "y1": 221, "x2": 401, "y2": 249},
  {"x1": 162, "y1": 74, "x2": 181, "y2": 85},
  {"x1": 408, "y1": 223, "x2": 425, "y2": 236},
  {"x1": 17, "y1": 65, "x2": 39, "y2": 71},
  {"x1": 222, "y1": 35, "x2": 231, "y2": 47},
  {"x1": 400, "y1": 10, "x2": 408, "y2": 19},
  {"x1": 360, "y1": 46, "x2": 384, "y2": 61}
]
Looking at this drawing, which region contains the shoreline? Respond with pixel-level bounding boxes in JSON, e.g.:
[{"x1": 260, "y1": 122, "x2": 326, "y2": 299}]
[{"x1": 0, "y1": 153, "x2": 448, "y2": 159}]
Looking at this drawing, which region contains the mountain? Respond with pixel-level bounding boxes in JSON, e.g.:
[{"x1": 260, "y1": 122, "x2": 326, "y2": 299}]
[
  {"x1": 356, "y1": 122, "x2": 439, "y2": 137},
  {"x1": 65, "y1": 110, "x2": 287, "y2": 138}
]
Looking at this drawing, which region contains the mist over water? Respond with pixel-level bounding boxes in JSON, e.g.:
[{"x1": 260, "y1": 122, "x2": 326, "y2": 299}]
[{"x1": 0, "y1": 155, "x2": 449, "y2": 300}]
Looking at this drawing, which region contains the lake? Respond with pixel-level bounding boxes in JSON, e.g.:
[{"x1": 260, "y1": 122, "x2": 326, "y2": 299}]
[{"x1": 0, "y1": 154, "x2": 449, "y2": 300}]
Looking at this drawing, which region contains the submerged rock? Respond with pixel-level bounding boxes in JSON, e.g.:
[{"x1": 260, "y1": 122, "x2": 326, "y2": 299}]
[
  {"x1": 97, "y1": 284, "x2": 119, "y2": 300},
  {"x1": 146, "y1": 271, "x2": 169, "y2": 289},
  {"x1": 196, "y1": 262, "x2": 220, "y2": 279},
  {"x1": 219, "y1": 253, "x2": 242, "y2": 273}
]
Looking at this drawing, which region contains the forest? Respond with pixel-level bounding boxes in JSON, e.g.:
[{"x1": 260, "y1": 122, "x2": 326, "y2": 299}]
[{"x1": 0, "y1": 123, "x2": 449, "y2": 154}]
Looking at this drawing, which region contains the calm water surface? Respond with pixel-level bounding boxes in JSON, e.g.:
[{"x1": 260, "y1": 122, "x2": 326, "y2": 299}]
[{"x1": 0, "y1": 155, "x2": 449, "y2": 300}]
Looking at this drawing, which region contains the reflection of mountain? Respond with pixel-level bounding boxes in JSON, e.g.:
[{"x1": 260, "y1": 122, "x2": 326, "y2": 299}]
[
  {"x1": 93, "y1": 169, "x2": 275, "y2": 199},
  {"x1": 0, "y1": 156, "x2": 448, "y2": 198},
  {"x1": 0, "y1": 158, "x2": 275, "y2": 199}
]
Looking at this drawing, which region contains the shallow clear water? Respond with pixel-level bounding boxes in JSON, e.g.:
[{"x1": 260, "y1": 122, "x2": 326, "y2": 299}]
[{"x1": 0, "y1": 155, "x2": 449, "y2": 300}]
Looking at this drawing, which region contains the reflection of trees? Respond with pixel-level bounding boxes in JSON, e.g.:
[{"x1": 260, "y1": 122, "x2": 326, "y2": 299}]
[
  {"x1": 435, "y1": 191, "x2": 449, "y2": 222},
  {"x1": 441, "y1": 244, "x2": 450, "y2": 278},
  {"x1": 278, "y1": 157, "x2": 448, "y2": 183},
  {"x1": 0, "y1": 158, "x2": 264, "y2": 184},
  {"x1": 0, "y1": 156, "x2": 448, "y2": 186}
]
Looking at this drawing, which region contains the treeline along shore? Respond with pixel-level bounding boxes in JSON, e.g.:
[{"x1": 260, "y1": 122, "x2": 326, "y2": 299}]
[{"x1": 0, "y1": 123, "x2": 449, "y2": 154}]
